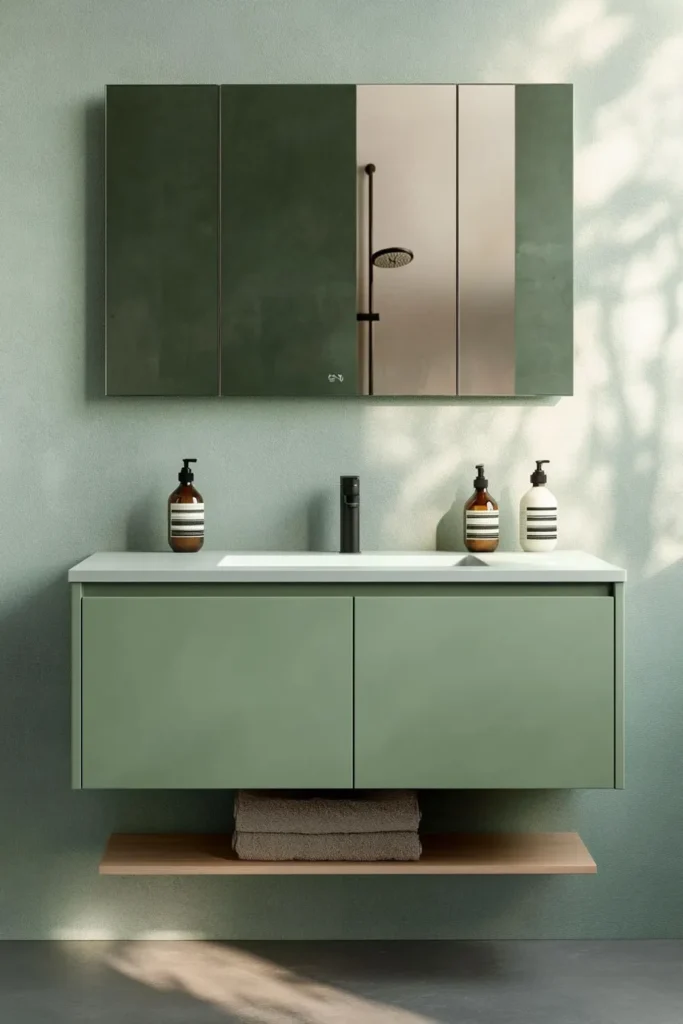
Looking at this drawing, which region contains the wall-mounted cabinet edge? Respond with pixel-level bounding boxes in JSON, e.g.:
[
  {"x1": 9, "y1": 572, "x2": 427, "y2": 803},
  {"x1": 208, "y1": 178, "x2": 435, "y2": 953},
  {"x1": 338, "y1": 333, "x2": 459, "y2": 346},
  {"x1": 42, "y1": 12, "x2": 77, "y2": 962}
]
[
  {"x1": 614, "y1": 581, "x2": 625, "y2": 789},
  {"x1": 71, "y1": 583, "x2": 82, "y2": 788}
]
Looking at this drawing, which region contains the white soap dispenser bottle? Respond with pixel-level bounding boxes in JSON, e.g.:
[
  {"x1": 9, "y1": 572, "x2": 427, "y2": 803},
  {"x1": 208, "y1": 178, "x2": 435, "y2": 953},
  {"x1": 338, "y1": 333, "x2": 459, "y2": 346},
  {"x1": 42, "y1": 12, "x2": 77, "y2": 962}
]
[{"x1": 520, "y1": 460, "x2": 558, "y2": 552}]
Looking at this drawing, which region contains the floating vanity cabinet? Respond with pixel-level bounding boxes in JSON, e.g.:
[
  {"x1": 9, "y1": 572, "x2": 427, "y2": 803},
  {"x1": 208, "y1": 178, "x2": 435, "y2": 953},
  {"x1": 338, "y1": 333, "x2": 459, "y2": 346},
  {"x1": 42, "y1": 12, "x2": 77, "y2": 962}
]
[
  {"x1": 354, "y1": 591, "x2": 615, "y2": 789},
  {"x1": 221, "y1": 86, "x2": 358, "y2": 396},
  {"x1": 71, "y1": 557, "x2": 625, "y2": 792},
  {"x1": 78, "y1": 591, "x2": 353, "y2": 788},
  {"x1": 105, "y1": 86, "x2": 220, "y2": 396}
]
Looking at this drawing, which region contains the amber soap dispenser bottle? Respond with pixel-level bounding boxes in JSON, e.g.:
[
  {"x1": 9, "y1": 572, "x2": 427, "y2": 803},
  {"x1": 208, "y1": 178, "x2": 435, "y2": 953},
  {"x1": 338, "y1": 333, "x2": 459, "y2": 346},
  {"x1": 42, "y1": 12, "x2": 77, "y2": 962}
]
[
  {"x1": 464, "y1": 464, "x2": 500, "y2": 552},
  {"x1": 168, "y1": 458, "x2": 204, "y2": 553}
]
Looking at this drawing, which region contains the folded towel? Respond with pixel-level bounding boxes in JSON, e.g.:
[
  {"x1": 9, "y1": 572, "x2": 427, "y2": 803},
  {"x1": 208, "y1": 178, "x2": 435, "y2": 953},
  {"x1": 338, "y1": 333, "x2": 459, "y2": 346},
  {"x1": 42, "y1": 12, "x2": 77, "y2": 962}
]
[
  {"x1": 233, "y1": 790, "x2": 421, "y2": 835},
  {"x1": 233, "y1": 830, "x2": 422, "y2": 862}
]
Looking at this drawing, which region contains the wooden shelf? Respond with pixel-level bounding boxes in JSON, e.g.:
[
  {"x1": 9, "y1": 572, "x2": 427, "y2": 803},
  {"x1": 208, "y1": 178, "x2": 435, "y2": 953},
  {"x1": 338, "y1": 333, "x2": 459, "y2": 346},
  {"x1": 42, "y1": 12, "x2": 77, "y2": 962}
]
[{"x1": 100, "y1": 832, "x2": 596, "y2": 876}]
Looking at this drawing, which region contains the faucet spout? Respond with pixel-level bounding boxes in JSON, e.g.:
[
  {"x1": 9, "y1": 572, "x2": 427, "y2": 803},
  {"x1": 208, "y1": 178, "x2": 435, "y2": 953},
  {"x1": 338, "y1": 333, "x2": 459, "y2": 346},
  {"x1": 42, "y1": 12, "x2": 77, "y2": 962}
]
[{"x1": 340, "y1": 476, "x2": 360, "y2": 554}]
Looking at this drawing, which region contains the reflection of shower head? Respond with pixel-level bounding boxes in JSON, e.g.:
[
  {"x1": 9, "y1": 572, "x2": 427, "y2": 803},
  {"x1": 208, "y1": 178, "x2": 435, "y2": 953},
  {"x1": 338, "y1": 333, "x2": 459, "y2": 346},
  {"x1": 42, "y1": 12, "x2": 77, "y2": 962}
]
[
  {"x1": 360, "y1": 163, "x2": 414, "y2": 395},
  {"x1": 372, "y1": 247, "x2": 414, "y2": 269}
]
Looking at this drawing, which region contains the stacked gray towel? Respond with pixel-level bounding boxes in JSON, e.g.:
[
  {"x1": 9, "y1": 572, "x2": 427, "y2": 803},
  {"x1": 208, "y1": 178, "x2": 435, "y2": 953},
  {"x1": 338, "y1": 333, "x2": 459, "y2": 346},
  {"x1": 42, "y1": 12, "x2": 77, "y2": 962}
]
[{"x1": 233, "y1": 790, "x2": 422, "y2": 862}]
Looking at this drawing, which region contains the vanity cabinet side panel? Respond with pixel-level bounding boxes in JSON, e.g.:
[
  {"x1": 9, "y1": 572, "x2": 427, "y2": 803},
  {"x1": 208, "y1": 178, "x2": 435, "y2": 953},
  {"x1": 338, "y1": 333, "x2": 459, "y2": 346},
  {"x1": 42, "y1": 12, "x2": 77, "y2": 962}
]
[
  {"x1": 220, "y1": 85, "x2": 358, "y2": 396},
  {"x1": 614, "y1": 582, "x2": 625, "y2": 788},
  {"x1": 355, "y1": 594, "x2": 615, "y2": 789},
  {"x1": 514, "y1": 84, "x2": 574, "y2": 396},
  {"x1": 105, "y1": 85, "x2": 220, "y2": 396},
  {"x1": 71, "y1": 584, "x2": 83, "y2": 789}
]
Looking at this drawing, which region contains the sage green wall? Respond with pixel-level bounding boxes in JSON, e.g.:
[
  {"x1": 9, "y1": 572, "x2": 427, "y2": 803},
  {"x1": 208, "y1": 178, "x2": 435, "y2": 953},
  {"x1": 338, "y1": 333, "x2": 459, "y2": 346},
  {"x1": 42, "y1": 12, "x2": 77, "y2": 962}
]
[{"x1": 1, "y1": 0, "x2": 681, "y2": 939}]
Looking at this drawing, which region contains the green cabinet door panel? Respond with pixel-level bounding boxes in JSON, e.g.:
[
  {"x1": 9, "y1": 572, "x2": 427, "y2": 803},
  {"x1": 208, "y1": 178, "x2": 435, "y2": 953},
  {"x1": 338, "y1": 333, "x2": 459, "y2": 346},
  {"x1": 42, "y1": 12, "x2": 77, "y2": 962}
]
[
  {"x1": 106, "y1": 85, "x2": 220, "y2": 396},
  {"x1": 355, "y1": 596, "x2": 614, "y2": 789},
  {"x1": 515, "y1": 84, "x2": 574, "y2": 396},
  {"x1": 220, "y1": 85, "x2": 358, "y2": 396},
  {"x1": 81, "y1": 596, "x2": 352, "y2": 788}
]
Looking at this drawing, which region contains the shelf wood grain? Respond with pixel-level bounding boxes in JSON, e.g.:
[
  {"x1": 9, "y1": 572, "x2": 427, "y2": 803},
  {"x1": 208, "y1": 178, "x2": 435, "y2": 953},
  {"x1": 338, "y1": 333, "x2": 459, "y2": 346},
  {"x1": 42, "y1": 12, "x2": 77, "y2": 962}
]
[{"x1": 100, "y1": 832, "x2": 596, "y2": 876}]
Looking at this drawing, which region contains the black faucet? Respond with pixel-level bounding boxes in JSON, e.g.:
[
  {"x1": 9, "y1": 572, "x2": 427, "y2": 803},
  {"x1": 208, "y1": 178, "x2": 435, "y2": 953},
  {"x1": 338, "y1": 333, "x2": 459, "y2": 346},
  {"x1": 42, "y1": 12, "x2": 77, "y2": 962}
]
[{"x1": 340, "y1": 476, "x2": 360, "y2": 554}]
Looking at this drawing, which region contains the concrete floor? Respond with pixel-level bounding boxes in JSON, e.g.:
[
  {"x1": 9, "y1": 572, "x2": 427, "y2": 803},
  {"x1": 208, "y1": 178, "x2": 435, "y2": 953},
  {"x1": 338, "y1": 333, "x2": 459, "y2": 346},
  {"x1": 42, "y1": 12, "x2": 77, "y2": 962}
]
[{"x1": 0, "y1": 941, "x2": 681, "y2": 1023}]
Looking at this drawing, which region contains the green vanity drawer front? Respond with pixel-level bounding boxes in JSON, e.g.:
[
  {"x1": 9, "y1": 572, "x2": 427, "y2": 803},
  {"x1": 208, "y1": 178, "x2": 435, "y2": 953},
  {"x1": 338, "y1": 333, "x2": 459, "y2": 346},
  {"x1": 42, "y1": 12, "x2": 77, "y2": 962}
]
[
  {"x1": 220, "y1": 85, "x2": 358, "y2": 396},
  {"x1": 81, "y1": 595, "x2": 352, "y2": 788},
  {"x1": 106, "y1": 85, "x2": 220, "y2": 396},
  {"x1": 355, "y1": 595, "x2": 615, "y2": 789}
]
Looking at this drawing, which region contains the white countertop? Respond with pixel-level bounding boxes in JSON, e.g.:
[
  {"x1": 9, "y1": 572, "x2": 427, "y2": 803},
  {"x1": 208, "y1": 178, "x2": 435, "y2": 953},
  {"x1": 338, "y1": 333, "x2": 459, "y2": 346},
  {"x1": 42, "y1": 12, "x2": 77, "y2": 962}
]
[{"x1": 68, "y1": 550, "x2": 626, "y2": 584}]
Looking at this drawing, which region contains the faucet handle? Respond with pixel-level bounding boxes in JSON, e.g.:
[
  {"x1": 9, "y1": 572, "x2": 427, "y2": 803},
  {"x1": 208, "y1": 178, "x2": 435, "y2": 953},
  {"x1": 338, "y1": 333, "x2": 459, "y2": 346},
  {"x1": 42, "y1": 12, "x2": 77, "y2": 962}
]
[{"x1": 340, "y1": 475, "x2": 360, "y2": 498}]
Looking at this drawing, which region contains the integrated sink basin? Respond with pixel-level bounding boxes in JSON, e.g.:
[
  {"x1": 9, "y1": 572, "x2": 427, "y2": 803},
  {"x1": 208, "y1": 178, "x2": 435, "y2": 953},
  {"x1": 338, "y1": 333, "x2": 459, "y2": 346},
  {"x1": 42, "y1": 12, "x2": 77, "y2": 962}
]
[
  {"x1": 217, "y1": 552, "x2": 479, "y2": 569},
  {"x1": 215, "y1": 552, "x2": 537, "y2": 570}
]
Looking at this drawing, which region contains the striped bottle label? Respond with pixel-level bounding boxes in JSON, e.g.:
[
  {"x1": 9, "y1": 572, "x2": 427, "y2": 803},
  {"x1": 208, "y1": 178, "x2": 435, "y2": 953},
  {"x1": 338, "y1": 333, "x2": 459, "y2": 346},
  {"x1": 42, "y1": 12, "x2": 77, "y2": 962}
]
[
  {"x1": 523, "y1": 504, "x2": 558, "y2": 541},
  {"x1": 170, "y1": 502, "x2": 205, "y2": 539},
  {"x1": 465, "y1": 508, "x2": 499, "y2": 541}
]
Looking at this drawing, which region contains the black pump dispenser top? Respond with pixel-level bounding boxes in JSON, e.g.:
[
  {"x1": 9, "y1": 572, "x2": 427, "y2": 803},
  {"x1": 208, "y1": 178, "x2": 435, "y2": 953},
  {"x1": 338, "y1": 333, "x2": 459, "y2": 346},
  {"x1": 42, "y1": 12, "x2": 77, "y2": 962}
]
[
  {"x1": 473, "y1": 464, "x2": 488, "y2": 490},
  {"x1": 179, "y1": 458, "x2": 197, "y2": 484},
  {"x1": 531, "y1": 459, "x2": 549, "y2": 485}
]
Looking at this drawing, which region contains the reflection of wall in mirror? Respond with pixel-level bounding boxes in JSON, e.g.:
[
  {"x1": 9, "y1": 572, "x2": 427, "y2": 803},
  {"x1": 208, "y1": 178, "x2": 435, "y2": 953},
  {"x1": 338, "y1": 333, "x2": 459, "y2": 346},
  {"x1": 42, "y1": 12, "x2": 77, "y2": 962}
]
[
  {"x1": 357, "y1": 85, "x2": 458, "y2": 397},
  {"x1": 458, "y1": 85, "x2": 516, "y2": 397}
]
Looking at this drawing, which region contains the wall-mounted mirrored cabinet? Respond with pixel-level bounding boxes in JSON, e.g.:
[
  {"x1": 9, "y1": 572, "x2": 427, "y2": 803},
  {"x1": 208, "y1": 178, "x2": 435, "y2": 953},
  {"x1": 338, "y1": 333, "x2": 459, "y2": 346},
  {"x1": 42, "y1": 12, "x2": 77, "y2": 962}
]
[{"x1": 105, "y1": 83, "x2": 573, "y2": 398}]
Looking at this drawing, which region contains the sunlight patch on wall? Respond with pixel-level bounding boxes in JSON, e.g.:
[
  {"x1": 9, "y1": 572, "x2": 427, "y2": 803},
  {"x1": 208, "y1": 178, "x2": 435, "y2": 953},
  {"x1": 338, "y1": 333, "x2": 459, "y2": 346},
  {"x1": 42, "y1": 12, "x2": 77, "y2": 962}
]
[
  {"x1": 51, "y1": 921, "x2": 207, "y2": 941},
  {"x1": 573, "y1": 299, "x2": 609, "y2": 392},
  {"x1": 52, "y1": 925, "x2": 117, "y2": 940},
  {"x1": 614, "y1": 201, "x2": 670, "y2": 246},
  {"x1": 623, "y1": 235, "x2": 677, "y2": 294},
  {"x1": 541, "y1": 0, "x2": 632, "y2": 67},
  {"x1": 485, "y1": 0, "x2": 633, "y2": 81},
  {"x1": 643, "y1": 277, "x2": 683, "y2": 577},
  {"x1": 576, "y1": 130, "x2": 640, "y2": 209}
]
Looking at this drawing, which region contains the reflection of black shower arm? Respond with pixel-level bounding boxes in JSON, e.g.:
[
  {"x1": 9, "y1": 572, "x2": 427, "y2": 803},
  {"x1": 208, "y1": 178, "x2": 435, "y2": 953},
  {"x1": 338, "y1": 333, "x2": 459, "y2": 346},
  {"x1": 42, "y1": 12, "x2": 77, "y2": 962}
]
[
  {"x1": 357, "y1": 163, "x2": 378, "y2": 394},
  {"x1": 357, "y1": 164, "x2": 379, "y2": 323},
  {"x1": 356, "y1": 165, "x2": 413, "y2": 394}
]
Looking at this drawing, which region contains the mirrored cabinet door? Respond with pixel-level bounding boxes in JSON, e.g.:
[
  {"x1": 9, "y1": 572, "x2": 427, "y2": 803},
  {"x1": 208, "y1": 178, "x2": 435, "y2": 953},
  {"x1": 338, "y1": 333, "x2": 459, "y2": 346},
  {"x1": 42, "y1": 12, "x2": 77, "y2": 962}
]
[
  {"x1": 457, "y1": 84, "x2": 573, "y2": 396},
  {"x1": 105, "y1": 85, "x2": 220, "y2": 396},
  {"x1": 220, "y1": 85, "x2": 358, "y2": 396},
  {"x1": 356, "y1": 86, "x2": 458, "y2": 396},
  {"x1": 513, "y1": 84, "x2": 574, "y2": 397},
  {"x1": 457, "y1": 85, "x2": 516, "y2": 396},
  {"x1": 355, "y1": 83, "x2": 573, "y2": 397}
]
